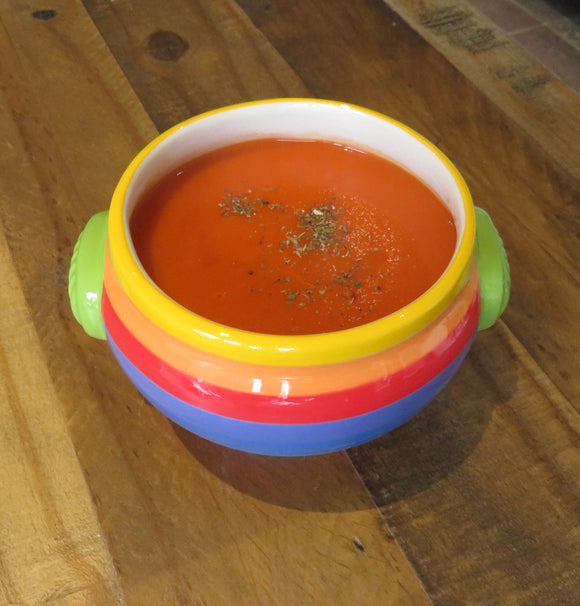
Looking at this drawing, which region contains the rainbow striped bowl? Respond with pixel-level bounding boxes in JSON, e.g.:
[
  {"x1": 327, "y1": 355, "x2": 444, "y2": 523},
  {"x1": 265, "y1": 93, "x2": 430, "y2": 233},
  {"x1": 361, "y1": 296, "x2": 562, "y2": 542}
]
[{"x1": 69, "y1": 100, "x2": 510, "y2": 456}]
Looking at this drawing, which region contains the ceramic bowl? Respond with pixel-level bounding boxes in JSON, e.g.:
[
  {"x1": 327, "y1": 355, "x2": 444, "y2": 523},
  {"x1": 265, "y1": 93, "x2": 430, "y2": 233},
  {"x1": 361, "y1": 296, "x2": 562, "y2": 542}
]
[{"x1": 69, "y1": 99, "x2": 510, "y2": 455}]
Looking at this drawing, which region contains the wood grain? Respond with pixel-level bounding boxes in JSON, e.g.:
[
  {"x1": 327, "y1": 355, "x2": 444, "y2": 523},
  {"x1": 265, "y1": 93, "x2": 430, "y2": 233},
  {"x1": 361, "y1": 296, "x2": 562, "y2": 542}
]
[
  {"x1": 0, "y1": 0, "x2": 578, "y2": 604},
  {"x1": 82, "y1": 0, "x2": 310, "y2": 130},
  {"x1": 351, "y1": 321, "x2": 580, "y2": 604},
  {"x1": 0, "y1": 1, "x2": 431, "y2": 604},
  {"x1": 0, "y1": 227, "x2": 125, "y2": 604},
  {"x1": 382, "y1": 0, "x2": 580, "y2": 182}
]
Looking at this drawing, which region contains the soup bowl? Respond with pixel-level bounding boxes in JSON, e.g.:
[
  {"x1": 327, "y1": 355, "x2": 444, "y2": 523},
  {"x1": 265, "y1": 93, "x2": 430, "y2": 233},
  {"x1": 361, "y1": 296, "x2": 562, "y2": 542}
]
[{"x1": 69, "y1": 99, "x2": 510, "y2": 456}]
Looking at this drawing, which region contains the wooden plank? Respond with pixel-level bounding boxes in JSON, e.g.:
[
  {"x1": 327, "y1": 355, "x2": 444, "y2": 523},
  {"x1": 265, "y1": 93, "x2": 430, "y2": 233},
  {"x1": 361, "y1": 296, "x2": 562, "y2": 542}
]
[
  {"x1": 382, "y1": 0, "x2": 580, "y2": 181},
  {"x1": 351, "y1": 321, "x2": 580, "y2": 604},
  {"x1": 0, "y1": 226, "x2": 125, "y2": 605},
  {"x1": 82, "y1": 0, "x2": 310, "y2": 130},
  {"x1": 0, "y1": 1, "x2": 431, "y2": 604}
]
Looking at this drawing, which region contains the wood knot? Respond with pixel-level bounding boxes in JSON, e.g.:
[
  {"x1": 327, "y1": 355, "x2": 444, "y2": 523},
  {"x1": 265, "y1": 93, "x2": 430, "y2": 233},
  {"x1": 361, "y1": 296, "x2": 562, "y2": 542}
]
[
  {"x1": 147, "y1": 30, "x2": 189, "y2": 62},
  {"x1": 32, "y1": 9, "x2": 57, "y2": 20}
]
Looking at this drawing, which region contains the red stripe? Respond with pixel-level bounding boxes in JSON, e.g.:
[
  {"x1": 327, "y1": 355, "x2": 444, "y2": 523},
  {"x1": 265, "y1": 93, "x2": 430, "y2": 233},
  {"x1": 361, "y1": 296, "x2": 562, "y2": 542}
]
[{"x1": 102, "y1": 288, "x2": 479, "y2": 423}]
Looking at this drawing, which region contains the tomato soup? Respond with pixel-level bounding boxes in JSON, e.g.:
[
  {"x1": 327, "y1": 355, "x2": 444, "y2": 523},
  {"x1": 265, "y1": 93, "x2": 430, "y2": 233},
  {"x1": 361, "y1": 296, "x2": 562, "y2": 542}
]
[{"x1": 130, "y1": 138, "x2": 457, "y2": 335}]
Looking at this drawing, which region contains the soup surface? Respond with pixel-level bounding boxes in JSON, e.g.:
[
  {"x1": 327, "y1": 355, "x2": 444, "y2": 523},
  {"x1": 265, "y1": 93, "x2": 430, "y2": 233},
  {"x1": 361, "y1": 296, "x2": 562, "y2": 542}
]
[{"x1": 130, "y1": 138, "x2": 457, "y2": 335}]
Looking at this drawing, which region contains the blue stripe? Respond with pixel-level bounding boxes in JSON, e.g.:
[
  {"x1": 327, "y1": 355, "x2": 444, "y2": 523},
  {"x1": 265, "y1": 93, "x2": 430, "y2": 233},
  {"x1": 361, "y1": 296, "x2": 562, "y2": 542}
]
[{"x1": 106, "y1": 330, "x2": 474, "y2": 456}]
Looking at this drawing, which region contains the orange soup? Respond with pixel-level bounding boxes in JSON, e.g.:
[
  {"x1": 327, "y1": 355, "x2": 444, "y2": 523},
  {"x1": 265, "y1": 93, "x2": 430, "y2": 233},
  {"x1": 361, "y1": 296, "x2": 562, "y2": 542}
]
[{"x1": 130, "y1": 138, "x2": 457, "y2": 335}]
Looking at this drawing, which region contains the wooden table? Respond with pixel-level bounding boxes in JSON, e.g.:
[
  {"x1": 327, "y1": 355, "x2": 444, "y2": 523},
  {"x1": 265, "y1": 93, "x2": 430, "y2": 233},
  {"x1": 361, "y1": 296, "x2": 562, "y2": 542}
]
[{"x1": 1, "y1": 1, "x2": 578, "y2": 604}]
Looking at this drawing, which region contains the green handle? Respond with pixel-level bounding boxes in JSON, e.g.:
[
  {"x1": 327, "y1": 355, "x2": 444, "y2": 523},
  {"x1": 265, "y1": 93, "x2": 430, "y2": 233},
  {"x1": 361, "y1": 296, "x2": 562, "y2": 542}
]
[
  {"x1": 475, "y1": 207, "x2": 510, "y2": 330},
  {"x1": 68, "y1": 211, "x2": 109, "y2": 340}
]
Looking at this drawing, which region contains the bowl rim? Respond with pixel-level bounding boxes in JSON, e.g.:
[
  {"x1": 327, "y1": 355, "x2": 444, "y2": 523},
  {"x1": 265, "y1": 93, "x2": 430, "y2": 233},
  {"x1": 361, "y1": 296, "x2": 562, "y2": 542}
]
[{"x1": 107, "y1": 98, "x2": 476, "y2": 366}]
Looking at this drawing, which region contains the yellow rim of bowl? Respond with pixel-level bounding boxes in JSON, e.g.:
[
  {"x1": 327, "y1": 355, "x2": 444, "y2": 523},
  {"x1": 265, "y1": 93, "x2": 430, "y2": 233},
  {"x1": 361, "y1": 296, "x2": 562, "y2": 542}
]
[{"x1": 108, "y1": 98, "x2": 476, "y2": 366}]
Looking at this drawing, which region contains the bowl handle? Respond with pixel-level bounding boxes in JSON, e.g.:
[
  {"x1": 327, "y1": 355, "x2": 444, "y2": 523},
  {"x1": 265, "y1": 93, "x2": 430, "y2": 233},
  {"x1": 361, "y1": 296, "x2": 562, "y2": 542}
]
[
  {"x1": 475, "y1": 207, "x2": 510, "y2": 330},
  {"x1": 68, "y1": 211, "x2": 109, "y2": 340}
]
